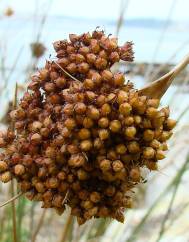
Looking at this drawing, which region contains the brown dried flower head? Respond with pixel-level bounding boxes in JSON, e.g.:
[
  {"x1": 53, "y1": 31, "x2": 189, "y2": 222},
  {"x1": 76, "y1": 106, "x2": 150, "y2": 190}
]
[{"x1": 0, "y1": 29, "x2": 176, "y2": 225}]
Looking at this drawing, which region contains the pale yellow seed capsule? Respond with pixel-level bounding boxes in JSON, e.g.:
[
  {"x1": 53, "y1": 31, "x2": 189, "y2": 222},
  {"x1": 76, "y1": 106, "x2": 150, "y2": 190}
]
[
  {"x1": 146, "y1": 160, "x2": 158, "y2": 170},
  {"x1": 143, "y1": 129, "x2": 154, "y2": 141},
  {"x1": 116, "y1": 144, "x2": 127, "y2": 154},
  {"x1": 83, "y1": 117, "x2": 94, "y2": 128},
  {"x1": 161, "y1": 142, "x2": 168, "y2": 151},
  {"x1": 101, "y1": 103, "x2": 111, "y2": 116},
  {"x1": 143, "y1": 147, "x2": 155, "y2": 159},
  {"x1": 109, "y1": 120, "x2": 121, "y2": 132},
  {"x1": 156, "y1": 150, "x2": 165, "y2": 160},
  {"x1": 146, "y1": 107, "x2": 158, "y2": 119},
  {"x1": 119, "y1": 102, "x2": 132, "y2": 116},
  {"x1": 117, "y1": 90, "x2": 128, "y2": 104},
  {"x1": 134, "y1": 115, "x2": 142, "y2": 125},
  {"x1": 125, "y1": 126, "x2": 136, "y2": 138},
  {"x1": 0, "y1": 171, "x2": 12, "y2": 183}
]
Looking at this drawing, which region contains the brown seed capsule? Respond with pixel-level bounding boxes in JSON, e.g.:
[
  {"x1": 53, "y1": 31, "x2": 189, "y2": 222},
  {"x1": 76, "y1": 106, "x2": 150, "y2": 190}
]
[
  {"x1": 74, "y1": 102, "x2": 86, "y2": 114},
  {"x1": 124, "y1": 116, "x2": 134, "y2": 126},
  {"x1": 78, "y1": 128, "x2": 91, "y2": 140},
  {"x1": 68, "y1": 154, "x2": 85, "y2": 167},
  {"x1": 165, "y1": 119, "x2": 176, "y2": 130},
  {"x1": 0, "y1": 161, "x2": 8, "y2": 172},
  {"x1": 101, "y1": 70, "x2": 113, "y2": 82},
  {"x1": 80, "y1": 140, "x2": 93, "y2": 151},
  {"x1": 156, "y1": 150, "x2": 165, "y2": 160},
  {"x1": 83, "y1": 117, "x2": 94, "y2": 128},
  {"x1": 124, "y1": 126, "x2": 136, "y2": 139},
  {"x1": 86, "y1": 53, "x2": 96, "y2": 64},
  {"x1": 143, "y1": 147, "x2": 155, "y2": 159},
  {"x1": 82, "y1": 200, "x2": 94, "y2": 210},
  {"x1": 78, "y1": 62, "x2": 89, "y2": 73},
  {"x1": 130, "y1": 167, "x2": 140, "y2": 182},
  {"x1": 117, "y1": 90, "x2": 128, "y2": 104},
  {"x1": 143, "y1": 129, "x2": 154, "y2": 141},
  {"x1": 112, "y1": 160, "x2": 124, "y2": 172},
  {"x1": 14, "y1": 164, "x2": 25, "y2": 175},
  {"x1": 95, "y1": 57, "x2": 107, "y2": 70},
  {"x1": 101, "y1": 103, "x2": 111, "y2": 116},
  {"x1": 77, "y1": 169, "x2": 89, "y2": 180},
  {"x1": 31, "y1": 133, "x2": 42, "y2": 144},
  {"x1": 146, "y1": 107, "x2": 158, "y2": 119},
  {"x1": 54, "y1": 77, "x2": 66, "y2": 88},
  {"x1": 109, "y1": 51, "x2": 120, "y2": 63},
  {"x1": 99, "y1": 159, "x2": 111, "y2": 171},
  {"x1": 79, "y1": 46, "x2": 90, "y2": 55},
  {"x1": 83, "y1": 79, "x2": 94, "y2": 89},
  {"x1": 87, "y1": 106, "x2": 100, "y2": 120},
  {"x1": 116, "y1": 144, "x2": 127, "y2": 154},
  {"x1": 0, "y1": 171, "x2": 12, "y2": 183},
  {"x1": 48, "y1": 177, "x2": 59, "y2": 189},
  {"x1": 98, "y1": 117, "x2": 109, "y2": 128},
  {"x1": 99, "y1": 129, "x2": 109, "y2": 140},
  {"x1": 91, "y1": 72, "x2": 102, "y2": 86},
  {"x1": 90, "y1": 192, "x2": 101, "y2": 203},
  {"x1": 109, "y1": 120, "x2": 121, "y2": 132},
  {"x1": 146, "y1": 160, "x2": 158, "y2": 170},
  {"x1": 128, "y1": 141, "x2": 140, "y2": 153},
  {"x1": 64, "y1": 118, "x2": 76, "y2": 130},
  {"x1": 35, "y1": 182, "x2": 45, "y2": 193},
  {"x1": 134, "y1": 115, "x2": 142, "y2": 125},
  {"x1": 147, "y1": 98, "x2": 160, "y2": 108},
  {"x1": 119, "y1": 102, "x2": 132, "y2": 116},
  {"x1": 150, "y1": 139, "x2": 161, "y2": 149},
  {"x1": 66, "y1": 63, "x2": 77, "y2": 73},
  {"x1": 114, "y1": 72, "x2": 125, "y2": 86}
]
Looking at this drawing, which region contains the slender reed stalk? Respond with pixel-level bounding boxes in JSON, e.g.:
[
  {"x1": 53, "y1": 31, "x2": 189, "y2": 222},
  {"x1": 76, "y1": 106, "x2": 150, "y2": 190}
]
[
  {"x1": 59, "y1": 213, "x2": 73, "y2": 242},
  {"x1": 0, "y1": 193, "x2": 23, "y2": 208},
  {"x1": 10, "y1": 180, "x2": 17, "y2": 242},
  {"x1": 31, "y1": 209, "x2": 47, "y2": 242}
]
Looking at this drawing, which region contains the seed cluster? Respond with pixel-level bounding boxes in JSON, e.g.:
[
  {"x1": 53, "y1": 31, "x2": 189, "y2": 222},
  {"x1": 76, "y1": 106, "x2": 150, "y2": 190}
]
[{"x1": 0, "y1": 29, "x2": 176, "y2": 225}]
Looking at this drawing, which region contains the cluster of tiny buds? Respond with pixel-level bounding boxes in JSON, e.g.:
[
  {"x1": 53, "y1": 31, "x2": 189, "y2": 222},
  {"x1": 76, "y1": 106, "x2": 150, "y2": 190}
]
[{"x1": 0, "y1": 29, "x2": 176, "y2": 225}]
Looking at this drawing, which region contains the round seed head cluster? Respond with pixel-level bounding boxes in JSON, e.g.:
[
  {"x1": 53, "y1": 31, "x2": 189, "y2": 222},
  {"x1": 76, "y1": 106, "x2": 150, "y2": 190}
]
[{"x1": 0, "y1": 29, "x2": 176, "y2": 225}]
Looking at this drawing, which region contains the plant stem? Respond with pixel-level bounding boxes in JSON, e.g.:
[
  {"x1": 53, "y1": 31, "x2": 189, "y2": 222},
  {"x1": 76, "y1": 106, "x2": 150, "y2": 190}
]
[
  {"x1": 59, "y1": 213, "x2": 73, "y2": 242},
  {"x1": 10, "y1": 180, "x2": 17, "y2": 242},
  {"x1": 31, "y1": 209, "x2": 47, "y2": 242}
]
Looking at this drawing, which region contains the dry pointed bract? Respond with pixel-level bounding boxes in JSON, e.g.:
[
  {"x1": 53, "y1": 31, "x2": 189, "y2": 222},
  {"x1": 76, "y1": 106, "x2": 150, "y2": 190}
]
[{"x1": 0, "y1": 29, "x2": 176, "y2": 225}]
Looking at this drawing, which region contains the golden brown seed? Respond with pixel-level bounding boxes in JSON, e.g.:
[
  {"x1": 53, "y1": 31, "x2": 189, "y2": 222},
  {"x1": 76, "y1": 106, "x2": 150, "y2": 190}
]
[
  {"x1": 134, "y1": 115, "x2": 142, "y2": 125},
  {"x1": 78, "y1": 128, "x2": 91, "y2": 140},
  {"x1": 79, "y1": 46, "x2": 90, "y2": 55},
  {"x1": 98, "y1": 117, "x2": 109, "y2": 128},
  {"x1": 143, "y1": 147, "x2": 155, "y2": 159},
  {"x1": 82, "y1": 200, "x2": 94, "y2": 210},
  {"x1": 160, "y1": 131, "x2": 172, "y2": 141},
  {"x1": 128, "y1": 141, "x2": 140, "y2": 153},
  {"x1": 119, "y1": 102, "x2": 132, "y2": 116},
  {"x1": 125, "y1": 126, "x2": 136, "y2": 138},
  {"x1": 112, "y1": 160, "x2": 124, "y2": 172},
  {"x1": 87, "y1": 106, "x2": 100, "y2": 120},
  {"x1": 66, "y1": 63, "x2": 77, "y2": 73},
  {"x1": 64, "y1": 118, "x2": 76, "y2": 130},
  {"x1": 100, "y1": 159, "x2": 111, "y2": 171},
  {"x1": 161, "y1": 142, "x2": 168, "y2": 151},
  {"x1": 0, "y1": 161, "x2": 8, "y2": 172},
  {"x1": 101, "y1": 103, "x2": 111, "y2": 116},
  {"x1": 156, "y1": 150, "x2": 165, "y2": 160},
  {"x1": 130, "y1": 167, "x2": 140, "y2": 182},
  {"x1": 0, "y1": 171, "x2": 12, "y2": 183},
  {"x1": 39, "y1": 68, "x2": 49, "y2": 80},
  {"x1": 74, "y1": 102, "x2": 86, "y2": 114},
  {"x1": 165, "y1": 119, "x2": 177, "y2": 130},
  {"x1": 114, "y1": 72, "x2": 125, "y2": 86},
  {"x1": 146, "y1": 160, "x2": 158, "y2": 170},
  {"x1": 35, "y1": 182, "x2": 45, "y2": 193},
  {"x1": 147, "y1": 98, "x2": 160, "y2": 108},
  {"x1": 83, "y1": 117, "x2": 94, "y2": 128},
  {"x1": 150, "y1": 139, "x2": 161, "y2": 149},
  {"x1": 14, "y1": 164, "x2": 25, "y2": 175},
  {"x1": 54, "y1": 77, "x2": 66, "y2": 88},
  {"x1": 96, "y1": 95, "x2": 106, "y2": 107},
  {"x1": 95, "y1": 57, "x2": 107, "y2": 69},
  {"x1": 146, "y1": 107, "x2": 158, "y2": 119},
  {"x1": 77, "y1": 169, "x2": 89, "y2": 180},
  {"x1": 83, "y1": 79, "x2": 94, "y2": 89},
  {"x1": 116, "y1": 144, "x2": 127, "y2": 154},
  {"x1": 31, "y1": 133, "x2": 42, "y2": 144},
  {"x1": 67, "y1": 144, "x2": 79, "y2": 154},
  {"x1": 80, "y1": 140, "x2": 93, "y2": 151},
  {"x1": 86, "y1": 53, "x2": 96, "y2": 64},
  {"x1": 48, "y1": 177, "x2": 59, "y2": 189},
  {"x1": 101, "y1": 70, "x2": 113, "y2": 82},
  {"x1": 78, "y1": 62, "x2": 89, "y2": 73},
  {"x1": 90, "y1": 192, "x2": 101, "y2": 203},
  {"x1": 143, "y1": 129, "x2": 154, "y2": 141},
  {"x1": 109, "y1": 120, "x2": 121, "y2": 132},
  {"x1": 68, "y1": 154, "x2": 85, "y2": 167},
  {"x1": 32, "y1": 121, "x2": 42, "y2": 131},
  {"x1": 124, "y1": 116, "x2": 134, "y2": 126},
  {"x1": 99, "y1": 129, "x2": 109, "y2": 140},
  {"x1": 117, "y1": 90, "x2": 128, "y2": 104}
]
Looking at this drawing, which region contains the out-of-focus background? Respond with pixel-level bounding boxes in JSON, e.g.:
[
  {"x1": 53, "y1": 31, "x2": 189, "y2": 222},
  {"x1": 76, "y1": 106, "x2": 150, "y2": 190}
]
[{"x1": 0, "y1": 0, "x2": 189, "y2": 242}]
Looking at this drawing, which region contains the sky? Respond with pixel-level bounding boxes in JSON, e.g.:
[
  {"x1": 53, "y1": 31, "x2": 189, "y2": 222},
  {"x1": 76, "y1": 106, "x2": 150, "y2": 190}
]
[{"x1": 0, "y1": 0, "x2": 189, "y2": 22}]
